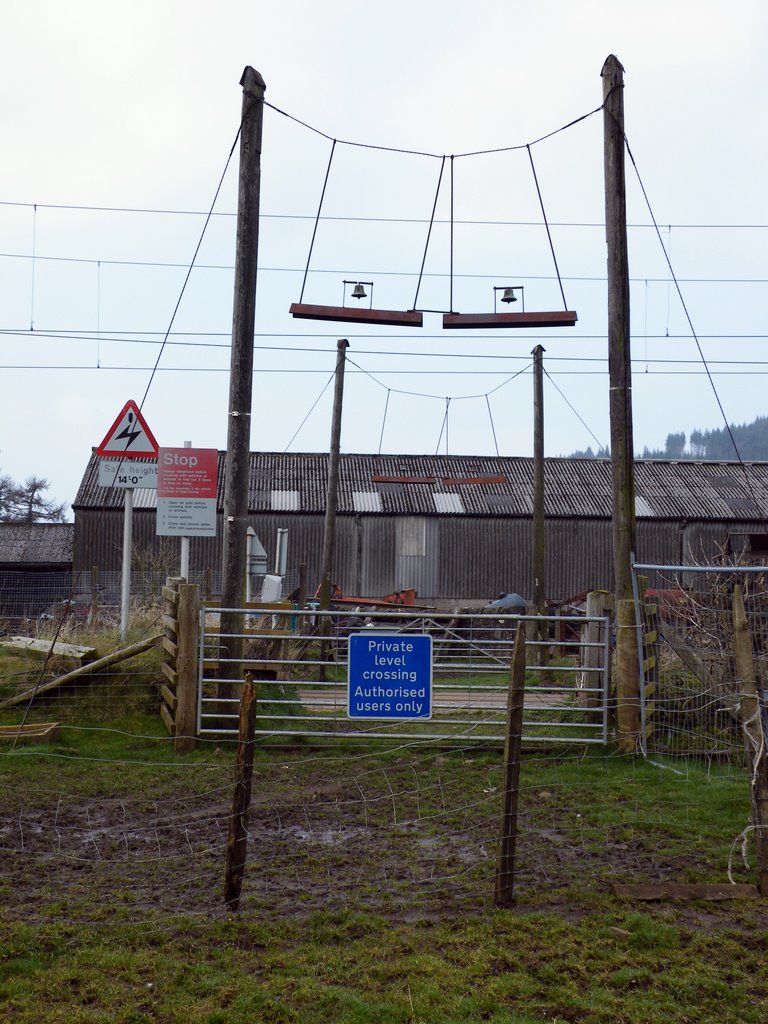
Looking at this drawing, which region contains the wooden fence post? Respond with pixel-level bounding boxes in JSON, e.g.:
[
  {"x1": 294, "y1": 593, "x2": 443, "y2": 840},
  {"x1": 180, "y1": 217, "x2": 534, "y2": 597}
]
[
  {"x1": 495, "y1": 621, "x2": 526, "y2": 908},
  {"x1": 175, "y1": 582, "x2": 200, "y2": 755},
  {"x1": 224, "y1": 676, "x2": 258, "y2": 911},
  {"x1": 616, "y1": 597, "x2": 640, "y2": 754},
  {"x1": 580, "y1": 590, "x2": 613, "y2": 722},
  {"x1": 732, "y1": 585, "x2": 768, "y2": 896}
]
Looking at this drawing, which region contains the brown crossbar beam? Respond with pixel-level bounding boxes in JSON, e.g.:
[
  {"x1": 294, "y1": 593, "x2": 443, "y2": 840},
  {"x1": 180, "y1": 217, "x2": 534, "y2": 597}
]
[
  {"x1": 290, "y1": 303, "x2": 423, "y2": 328},
  {"x1": 442, "y1": 310, "x2": 578, "y2": 329}
]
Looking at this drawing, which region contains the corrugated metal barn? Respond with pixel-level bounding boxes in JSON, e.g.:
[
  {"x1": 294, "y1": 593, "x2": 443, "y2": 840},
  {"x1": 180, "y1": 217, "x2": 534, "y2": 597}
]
[
  {"x1": 0, "y1": 522, "x2": 74, "y2": 618},
  {"x1": 72, "y1": 452, "x2": 768, "y2": 603}
]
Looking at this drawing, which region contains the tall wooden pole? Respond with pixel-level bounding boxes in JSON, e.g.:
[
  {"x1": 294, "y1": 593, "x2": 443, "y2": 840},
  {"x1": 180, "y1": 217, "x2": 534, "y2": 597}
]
[
  {"x1": 318, "y1": 340, "x2": 349, "y2": 610},
  {"x1": 532, "y1": 345, "x2": 546, "y2": 614},
  {"x1": 220, "y1": 67, "x2": 266, "y2": 678},
  {"x1": 531, "y1": 344, "x2": 546, "y2": 663},
  {"x1": 602, "y1": 54, "x2": 636, "y2": 603}
]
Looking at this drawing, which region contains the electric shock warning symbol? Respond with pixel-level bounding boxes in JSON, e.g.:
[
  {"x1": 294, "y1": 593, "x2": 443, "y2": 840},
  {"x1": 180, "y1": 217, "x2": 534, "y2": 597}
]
[{"x1": 96, "y1": 400, "x2": 159, "y2": 457}]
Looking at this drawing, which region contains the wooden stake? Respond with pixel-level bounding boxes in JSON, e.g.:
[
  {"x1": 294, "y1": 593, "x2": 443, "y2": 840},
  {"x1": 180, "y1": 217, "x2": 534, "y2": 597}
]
[
  {"x1": 174, "y1": 583, "x2": 200, "y2": 755},
  {"x1": 732, "y1": 585, "x2": 768, "y2": 895},
  {"x1": 616, "y1": 598, "x2": 641, "y2": 754},
  {"x1": 495, "y1": 622, "x2": 526, "y2": 908},
  {"x1": 224, "y1": 676, "x2": 258, "y2": 911}
]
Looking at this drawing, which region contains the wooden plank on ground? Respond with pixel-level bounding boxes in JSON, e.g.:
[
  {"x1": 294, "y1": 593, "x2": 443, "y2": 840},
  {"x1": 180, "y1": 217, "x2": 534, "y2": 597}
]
[
  {"x1": 0, "y1": 633, "x2": 163, "y2": 709},
  {"x1": 0, "y1": 722, "x2": 60, "y2": 743},
  {"x1": 612, "y1": 883, "x2": 759, "y2": 901},
  {"x1": 0, "y1": 637, "x2": 96, "y2": 662}
]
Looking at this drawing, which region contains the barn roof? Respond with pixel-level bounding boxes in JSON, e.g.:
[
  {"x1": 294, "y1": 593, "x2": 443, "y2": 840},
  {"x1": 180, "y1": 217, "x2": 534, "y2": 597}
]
[
  {"x1": 72, "y1": 452, "x2": 768, "y2": 522},
  {"x1": 0, "y1": 523, "x2": 74, "y2": 565}
]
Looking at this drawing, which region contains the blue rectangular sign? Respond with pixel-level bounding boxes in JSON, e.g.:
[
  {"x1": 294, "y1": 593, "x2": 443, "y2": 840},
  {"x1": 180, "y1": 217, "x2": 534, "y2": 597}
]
[{"x1": 347, "y1": 633, "x2": 432, "y2": 719}]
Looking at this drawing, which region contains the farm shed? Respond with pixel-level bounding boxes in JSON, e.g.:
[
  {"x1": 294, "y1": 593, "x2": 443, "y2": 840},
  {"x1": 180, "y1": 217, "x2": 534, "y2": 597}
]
[
  {"x1": 71, "y1": 453, "x2": 768, "y2": 604},
  {"x1": 0, "y1": 522, "x2": 74, "y2": 619}
]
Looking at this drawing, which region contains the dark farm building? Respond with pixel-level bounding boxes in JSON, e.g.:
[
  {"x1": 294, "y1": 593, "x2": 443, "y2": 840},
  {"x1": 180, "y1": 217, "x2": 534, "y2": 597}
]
[{"x1": 70, "y1": 452, "x2": 768, "y2": 605}]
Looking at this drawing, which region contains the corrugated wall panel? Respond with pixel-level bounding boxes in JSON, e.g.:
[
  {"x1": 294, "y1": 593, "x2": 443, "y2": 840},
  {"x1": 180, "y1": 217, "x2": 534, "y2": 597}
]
[{"x1": 395, "y1": 517, "x2": 438, "y2": 596}]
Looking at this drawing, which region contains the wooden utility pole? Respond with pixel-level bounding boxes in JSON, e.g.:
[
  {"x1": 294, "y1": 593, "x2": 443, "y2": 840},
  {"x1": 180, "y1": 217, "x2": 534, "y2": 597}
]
[
  {"x1": 602, "y1": 54, "x2": 636, "y2": 603},
  {"x1": 318, "y1": 340, "x2": 350, "y2": 610},
  {"x1": 531, "y1": 345, "x2": 546, "y2": 660},
  {"x1": 220, "y1": 67, "x2": 266, "y2": 678},
  {"x1": 495, "y1": 622, "x2": 526, "y2": 907}
]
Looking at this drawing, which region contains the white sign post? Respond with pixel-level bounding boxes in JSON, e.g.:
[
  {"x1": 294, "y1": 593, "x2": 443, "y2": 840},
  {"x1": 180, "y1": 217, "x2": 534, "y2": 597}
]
[{"x1": 96, "y1": 400, "x2": 159, "y2": 641}]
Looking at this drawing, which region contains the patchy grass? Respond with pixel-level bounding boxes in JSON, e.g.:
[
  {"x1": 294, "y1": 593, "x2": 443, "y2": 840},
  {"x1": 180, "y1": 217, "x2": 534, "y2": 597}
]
[
  {"x1": 1, "y1": 702, "x2": 767, "y2": 1022},
  {"x1": 2, "y1": 905, "x2": 768, "y2": 1023}
]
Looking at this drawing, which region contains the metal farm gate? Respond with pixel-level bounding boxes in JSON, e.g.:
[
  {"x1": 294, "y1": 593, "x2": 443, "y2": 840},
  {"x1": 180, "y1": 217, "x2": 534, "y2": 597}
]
[{"x1": 197, "y1": 607, "x2": 612, "y2": 745}]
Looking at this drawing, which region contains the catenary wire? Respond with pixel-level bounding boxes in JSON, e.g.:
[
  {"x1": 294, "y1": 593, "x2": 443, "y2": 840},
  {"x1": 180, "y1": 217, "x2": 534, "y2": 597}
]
[
  {"x1": 3, "y1": 251, "x2": 768, "y2": 285},
  {"x1": 3, "y1": 199, "x2": 768, "y2": 229}
]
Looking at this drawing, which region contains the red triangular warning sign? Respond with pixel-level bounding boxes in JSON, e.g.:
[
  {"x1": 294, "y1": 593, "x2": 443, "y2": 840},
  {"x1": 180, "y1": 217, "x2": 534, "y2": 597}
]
[{"x1": 96, "y1": 400, "x2": 159, "y2": 457}]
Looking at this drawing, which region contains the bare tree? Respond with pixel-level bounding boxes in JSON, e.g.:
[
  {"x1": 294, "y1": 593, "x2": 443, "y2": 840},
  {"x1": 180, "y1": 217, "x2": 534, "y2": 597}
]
[{"x1": 0, "y1": 473, "x2": 67, "y2": 523}]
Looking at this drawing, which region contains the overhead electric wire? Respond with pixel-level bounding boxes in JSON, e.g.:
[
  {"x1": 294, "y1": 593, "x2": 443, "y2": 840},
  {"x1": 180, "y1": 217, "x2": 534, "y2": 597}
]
[
  {"x1": 6, "y1": 329, "x2": 768, "y2": 368},
  {"x1": 3, "y1": 199, "x2": 767, "y2": 230},
  {"x1": 3, "y1": 363, "x2": 768, "y2": 376},
  {"x1": 3, "y1": 251, "x2": 767, "y2": 286}
]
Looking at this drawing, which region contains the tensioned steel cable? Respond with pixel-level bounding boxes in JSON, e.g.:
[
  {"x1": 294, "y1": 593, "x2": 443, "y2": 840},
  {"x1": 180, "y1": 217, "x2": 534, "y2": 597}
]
[
  {"x1": 527, "y1": 144, "x2": 569, "y2": 311},
  {"x1": 412, "y1": 156, "x2": 446, "y2": 310},
  {"x1": 378, "y1": 388, "x2": 391, "y2": 456},
  {"x1": 264, "y1": 99, "x2": 603, "y2": 159},
  {"x1": 298, "y1": 139, "x2": 336, "y2": 303},
  {"x1": 621, "y1": 127, "x2": 767, "y2": 517},
  {"x1": 136, "y1": 120, "x2": 243, "y2": 411},
  {"x1": 544, "y1": 367, "x2": 606, "y2": 453}
]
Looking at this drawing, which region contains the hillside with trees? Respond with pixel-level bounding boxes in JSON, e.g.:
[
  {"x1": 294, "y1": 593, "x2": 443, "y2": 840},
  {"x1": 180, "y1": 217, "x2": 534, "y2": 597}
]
[{"x1": 568, "y1": 416, "x2": 768, "y2": 461}]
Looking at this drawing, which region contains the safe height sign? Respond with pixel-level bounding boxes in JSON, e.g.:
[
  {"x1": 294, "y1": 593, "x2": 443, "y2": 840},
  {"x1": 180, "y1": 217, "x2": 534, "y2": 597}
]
[{"x1": 347, "y1": 633, "x2": 432, "y2": 720}]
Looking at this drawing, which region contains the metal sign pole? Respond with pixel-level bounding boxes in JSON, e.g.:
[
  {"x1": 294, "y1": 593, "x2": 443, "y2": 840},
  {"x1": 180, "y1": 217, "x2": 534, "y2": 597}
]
[{"x1": 120, "y1": 487, "x2": 134, "y2": 641}]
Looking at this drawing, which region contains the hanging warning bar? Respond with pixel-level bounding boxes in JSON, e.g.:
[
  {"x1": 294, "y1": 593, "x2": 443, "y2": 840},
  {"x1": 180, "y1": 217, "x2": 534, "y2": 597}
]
[
  {"x1": 290, "y1": 303, "x2": 424, "y2": 327},
  {"x1": 442, "y1": 310, "x2": 578, "y2": 329}
]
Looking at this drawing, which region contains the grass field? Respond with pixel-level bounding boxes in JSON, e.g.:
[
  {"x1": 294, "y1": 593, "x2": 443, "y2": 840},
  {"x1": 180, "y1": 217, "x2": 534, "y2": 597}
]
[{"x1": 2, "y1": 698, "x2": 768, "y2": 1023}]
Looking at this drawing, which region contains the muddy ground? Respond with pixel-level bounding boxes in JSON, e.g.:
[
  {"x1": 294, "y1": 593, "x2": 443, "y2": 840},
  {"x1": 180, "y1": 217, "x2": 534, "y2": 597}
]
[{"x1": 3, "y1": 745, "x2": 768, "y2": 932}]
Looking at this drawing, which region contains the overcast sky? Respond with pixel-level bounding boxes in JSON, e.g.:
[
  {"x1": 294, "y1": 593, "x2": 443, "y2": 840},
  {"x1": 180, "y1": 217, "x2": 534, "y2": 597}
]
[{"x1": 1, "y1": 0, "x2": 767, "y2": 516}]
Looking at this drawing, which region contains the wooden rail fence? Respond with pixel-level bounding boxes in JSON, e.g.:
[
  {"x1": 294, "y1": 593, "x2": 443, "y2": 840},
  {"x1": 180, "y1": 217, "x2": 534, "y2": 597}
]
[{"x1": 160, "y1": 577, "x2": 200, "y2": 754}]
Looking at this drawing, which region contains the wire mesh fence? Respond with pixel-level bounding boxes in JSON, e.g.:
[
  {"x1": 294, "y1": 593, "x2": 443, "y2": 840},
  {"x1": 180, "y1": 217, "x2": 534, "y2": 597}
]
[
  {"x1": 0, "y1": 566, "x2": 765, "y2": 927},
  {"x1": 0, "y1": 736, "x2": 757, "y2": 926},
  {"x1": 634, "y1": 562, "x2": 768, "y2": 765},
  {"x1": 0, "y1": 568, "x2": 302, "y2": 635}
]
